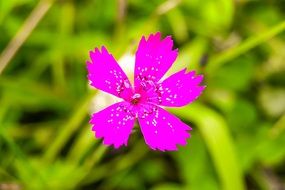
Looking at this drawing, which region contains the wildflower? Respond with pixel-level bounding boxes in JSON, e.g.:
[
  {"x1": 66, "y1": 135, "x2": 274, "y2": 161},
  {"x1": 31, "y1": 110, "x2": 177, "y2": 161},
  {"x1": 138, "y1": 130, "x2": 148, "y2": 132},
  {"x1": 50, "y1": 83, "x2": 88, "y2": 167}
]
[{"x1": 87, "y1": 32, "x2": 205, "y2": 151}]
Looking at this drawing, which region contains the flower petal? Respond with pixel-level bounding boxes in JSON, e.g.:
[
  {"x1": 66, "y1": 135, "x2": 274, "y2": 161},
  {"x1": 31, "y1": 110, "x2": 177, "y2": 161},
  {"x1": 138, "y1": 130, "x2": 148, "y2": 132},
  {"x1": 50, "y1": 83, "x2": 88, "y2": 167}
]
[
  {"x1": 138, "y1": 105, "x2": 191, "y2": 151},
  {"x1": 87, "y1": 46, "x2": 133, "y2": 100},
  {"x1": 134, "y1": 32, "x2": 178, "y2": 87},
  {"x1": 90, "y1": 102, "x2": 135, "y2": 148},
  {"x1": 158, "y1": 68, "x2": 205, "y2": 107}
]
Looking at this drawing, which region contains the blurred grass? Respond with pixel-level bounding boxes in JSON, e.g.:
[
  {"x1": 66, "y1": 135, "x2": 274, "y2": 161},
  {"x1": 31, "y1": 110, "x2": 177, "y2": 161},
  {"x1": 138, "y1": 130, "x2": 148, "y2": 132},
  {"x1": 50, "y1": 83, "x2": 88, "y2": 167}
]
[
  {"x1": 170, "y1": 103, "x2": 244, "y2": 190},
  {"x1": 1, "y1": 0, "x2": 285, "y2": 189}
]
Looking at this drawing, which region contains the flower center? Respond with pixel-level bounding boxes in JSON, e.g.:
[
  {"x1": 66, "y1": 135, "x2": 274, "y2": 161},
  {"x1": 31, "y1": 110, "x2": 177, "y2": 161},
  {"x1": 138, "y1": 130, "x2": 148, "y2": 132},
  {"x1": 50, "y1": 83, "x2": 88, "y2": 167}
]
[
  {"x1": 135, "y1": 75, "x2": 162, "y2": 105},
  {"x1": 131, "y1": 93, "x2": 141, "y2": 105}
]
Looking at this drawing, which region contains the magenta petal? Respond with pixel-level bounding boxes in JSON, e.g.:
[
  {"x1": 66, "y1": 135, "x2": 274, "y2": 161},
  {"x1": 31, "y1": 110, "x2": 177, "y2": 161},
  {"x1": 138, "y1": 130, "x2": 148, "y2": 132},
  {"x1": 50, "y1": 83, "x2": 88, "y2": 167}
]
[
  {"x1": 138, "y1": 105, "x2": 191, "y2": 151},
  {"x1": 159, "y1": 68, "x2": 205, "y2": 107},
  {"x1": 90, "y1": 102, "x2": 135, "y2": 148},
  {"x1": 87, "y1": 46, "x2": 133, "y2": 100},
  {"x1": 134, "y1": 32, "x2": 178, "y2": 86}
]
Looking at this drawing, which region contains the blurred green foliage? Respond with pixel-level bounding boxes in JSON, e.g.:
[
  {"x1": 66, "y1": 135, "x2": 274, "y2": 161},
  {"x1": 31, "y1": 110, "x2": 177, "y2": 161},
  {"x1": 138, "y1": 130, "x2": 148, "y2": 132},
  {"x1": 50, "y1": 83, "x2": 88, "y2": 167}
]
[{"x1": 1, "y1": 0, "x2": 285, "y2": 189}]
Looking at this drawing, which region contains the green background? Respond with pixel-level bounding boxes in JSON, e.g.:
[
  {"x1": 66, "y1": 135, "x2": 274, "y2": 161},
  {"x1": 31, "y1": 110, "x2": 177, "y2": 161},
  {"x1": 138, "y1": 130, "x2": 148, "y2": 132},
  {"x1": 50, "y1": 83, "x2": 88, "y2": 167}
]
[{"x1": 1, "y1": 0, "x2": 285, "y2": 189}]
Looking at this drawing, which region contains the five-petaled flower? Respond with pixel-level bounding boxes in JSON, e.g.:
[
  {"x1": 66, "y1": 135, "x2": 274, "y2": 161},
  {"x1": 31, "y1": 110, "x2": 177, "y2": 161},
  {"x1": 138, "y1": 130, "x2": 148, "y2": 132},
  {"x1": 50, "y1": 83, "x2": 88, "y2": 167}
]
[{"x1": 87, "y1": 32, "x2": 205, "y2": 151}]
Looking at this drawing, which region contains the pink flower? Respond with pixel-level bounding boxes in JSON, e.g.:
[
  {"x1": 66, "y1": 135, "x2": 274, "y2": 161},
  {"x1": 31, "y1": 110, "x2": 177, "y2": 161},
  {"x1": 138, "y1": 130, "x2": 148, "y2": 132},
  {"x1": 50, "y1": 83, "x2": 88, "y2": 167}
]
[{"x1": 87, "y1": 32, "x2": 205, "y2": 151}]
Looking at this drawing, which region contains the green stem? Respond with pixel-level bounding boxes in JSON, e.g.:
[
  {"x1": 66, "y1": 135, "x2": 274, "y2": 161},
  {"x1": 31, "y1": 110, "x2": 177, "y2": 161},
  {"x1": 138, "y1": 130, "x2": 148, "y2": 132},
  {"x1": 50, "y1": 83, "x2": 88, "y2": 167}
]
[
  {"x1": 170, "y1": 103, "x2": 245, "y2": 190},
  {"x1": 206, "y1": 21, "x2": 285, "y2": 74},
  {"x1": 66, "y1": 124, "x2": 98, "y2": 163},
  {"x1": 81, "y1": 140, "x2": 148, "y2": 186},
  {"x1": 0, "y1": 0, "x2": 54, "y2": 74},
  {"x1": 69, "y1": 145, "x2": 108, "y2": 188},
  {"x1": 43, "y1": 90, "x2": 96, "y2": 162}
]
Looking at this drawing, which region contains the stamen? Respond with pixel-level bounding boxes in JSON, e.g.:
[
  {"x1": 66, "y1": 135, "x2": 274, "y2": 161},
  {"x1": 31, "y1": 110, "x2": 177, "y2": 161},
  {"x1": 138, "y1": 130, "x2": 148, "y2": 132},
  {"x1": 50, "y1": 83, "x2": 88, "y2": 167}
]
[{"x1": 131, "y1": 93, "x2": 141, "y2": 105}]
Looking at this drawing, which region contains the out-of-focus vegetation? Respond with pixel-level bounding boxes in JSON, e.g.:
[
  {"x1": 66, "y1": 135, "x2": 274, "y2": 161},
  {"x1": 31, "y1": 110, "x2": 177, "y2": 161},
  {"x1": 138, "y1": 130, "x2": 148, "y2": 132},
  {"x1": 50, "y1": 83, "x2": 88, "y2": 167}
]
[{"x1": 1, "y1": 0, "x2": 285, "y2": 189}]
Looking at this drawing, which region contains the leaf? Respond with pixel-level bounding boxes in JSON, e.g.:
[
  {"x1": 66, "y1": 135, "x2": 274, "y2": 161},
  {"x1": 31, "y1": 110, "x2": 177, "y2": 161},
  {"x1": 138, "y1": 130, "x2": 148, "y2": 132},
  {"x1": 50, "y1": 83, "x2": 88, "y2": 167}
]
[{"x1": 169, "y1": 103, "x2": 245, "y2": 190}]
